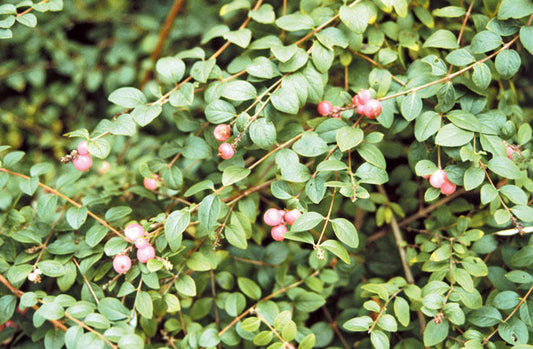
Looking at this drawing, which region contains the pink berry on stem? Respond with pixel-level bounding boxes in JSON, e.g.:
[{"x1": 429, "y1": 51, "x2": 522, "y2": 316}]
[
  {"x1": 214, "y1": 124, "x2": 231, "y2": 142},
  {"x1": 113, "y1": 255, "x2": 131, "y2": 274},
  {"x1": 73, "y1": 154, "x2": 93, "y2": 172},
  {"x1": 440, "y1": 180, "x2": 456, "y2": 195},
  {"x1": 264, "y1": 208, "x2": 285, "y2": 226},
  {"x1": 271, "y1": 224, "x2": 288, "y2": 241},
  {"x1": 124, "y1": 223, "x2": 145, "y2": 241},
  {"x1": 135, "y1": 237, "x2": 151, "y2": 249},
  {"x1": 364, "y1": 99, "x2": 382, "y2": 119},
  {"x1": 284, "y1": 209, "x2": 302, "y2": 226},
  {"x1": 317, "y1": 101, "x2": 333, "y2": 116},
  {"x1": 429, "y1": 169, "x2": 447, "y2": 189},
  {"x1": 357, "y1": 90, "x2": 372, "y2": 105},
  {"x1": 144, "y1": 176, "x2": 159, "y2": 191},
  {"x1": 218, "y1": 143, "x2": 234, "y2": 160},
  {"x1": 137, "y1": 245, "x2": 156, "y2": 263},
  {"x1": 77, "y1": 140, "x2": 89, "y2": 155},
  {"x1": 356, "y1": 104, "x2": 366, "y2": 115}
]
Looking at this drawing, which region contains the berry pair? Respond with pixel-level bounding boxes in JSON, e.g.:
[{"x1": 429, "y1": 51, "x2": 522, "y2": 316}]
[
  {"x1": 352, "y1": 90, "x2": 382, "y2": 119},
  {"x1": 73, "y1": 141, "x2": 93, "y2": 172},
  {"x1": 428, "y1": 169, "x2": 456, "y2": 195},
  {"x1": 263, "y1": 208, "x2": 302, "y2": 241},
  {"x1": 113, "y1": 223, "x2": 156, "y2": 274},
  {"x1": 317, "y1": 101, "x2": 341, "y2": 118},
  {"x1": 213, "y1": 124, "x2": 235, "y2": 160}
]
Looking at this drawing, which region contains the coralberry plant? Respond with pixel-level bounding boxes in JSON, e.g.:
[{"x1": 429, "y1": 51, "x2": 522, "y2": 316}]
[{"x1": 1, "y1": 1, "x2": 533, "y2": 348}]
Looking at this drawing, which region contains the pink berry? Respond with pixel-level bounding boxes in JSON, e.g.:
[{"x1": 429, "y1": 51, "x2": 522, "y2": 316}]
[
  {"x1": 98, "y1": 161, "x2": 111, "y2": 175},
  {"x1": 144, "y1": 177, "x2": 159, "y2": 191},
  {"x1": 73, "y1": 154, "x2": 93, "y2": 172},
  {"x1": 440, "y1": 180, "x2": 456, "y2": 195},
  {"x1": 354, "y1": 90, "x2": 372, "y2": 106},
  {"x1": 77, "y1": 140, "x2": 89, "y2": 155},
  {"x1": 124, "y1": 223, "x2": 145, "y2": 241},
  {"x1": 113, "y1": 255, "x2": 131, "y2": 274},
  {"x1": 271, "y1": 224, "x2": 288, "y2": 241},
  {"x1": 317, "y1": 101, "x2": 333, "y2": 116},
  {"x1": 356, "y1": 104, "x2": 366, "y2": 115},
  {"x1": 506, "y1": 146, "x2": 514, "y2": 160},
  {"x1": 218, "y1": 143, "x2": 234, "y2": 160},
  {"x1": 137, "y1": 245, "x2": 156, "y2": 263},
  {"x1": 284, "y1": 209, "x2": 302, "y2": 226},
  {"x1": 364, "y1": 99, "x2": 382, "y2": 119},
  {"x1": 214, "y1": 124, "x2": 231, "y2": 142},
  {"x1": 264, "y1": 208, "x2": 285, "y2": 227},
  {"x1": 429, "y1": 169, "x2": 447, "y2": 189},
  {"x1": 135, "y1": 238, "x2": 151, "y2": 249}
]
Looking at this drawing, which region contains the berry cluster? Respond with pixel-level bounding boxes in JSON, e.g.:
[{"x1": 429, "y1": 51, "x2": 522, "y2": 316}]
[
  {"x1": 263, "y1": 208, "x2": 301, "y2": 241},
  {"x1": 73, "y1": 141, "x2": 93, "y2": 172},
  {"x1": 317, "y1": 89, "x2": 383, "y2": 119},
  {"x1": 213, "y1": 124, "x2": 235, "y2": 160},
  {"x1": 427, "y1": 169, "x2": 456, "y2": 195},
  {"x1": 112, "y1": 223, "x2": 156, "y2": 274}
]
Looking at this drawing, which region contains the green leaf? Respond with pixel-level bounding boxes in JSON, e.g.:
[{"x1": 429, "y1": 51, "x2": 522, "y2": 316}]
[
  {"x1": 220, "y1": 80, "x2": 257, "y2": 101},
  {"x1": 311, "y1": 41, "x2": 334, "y2": 73},
  {"x1": 97, "y1": 298, "x2": 129, "y2": 321},
  {"x1": 423, "y1": 319, "x2": 449, "y2": 346},
  {"x1": 118, "y1": 334, "x2": 144, "y2": 349},
  {"x1": 156, "y1": 56, "x2": 185, "y2": 83},
  {"x1": 108, "y1": 87, "x2": 146, "y2": 108},
  {"x1": 66, "y1": 206, "x2": 87, "y2": 229},
  {"x1": 371, "y1": 330, "x2": 389, "y2": 349},
  {"x1": 3, "y1": 151, "x2": 25, "y2": 167},
  {"x1": 186, "y1": 252, "x2": 212, "y2": 271},
  {"x1": 165, "y1": 208, "x2": 190, "y2": 242},
  {"x1": 471, "y1": 30, "x2": 502, "y2": 53},
  {"x1": 415, "y1": 111, "x2": 441, "y2": 141},
  {"x1": 505, "y1": 270, "x2": 533, "y2": 283},
  {"x1": 271, "y1": 85, "x2": 300, "y2": 114},
  {"x1": 468, "y1": 306, "x2": 502, "y2": 326},
  {"x1": 330, "y1": 218, "x2": 359, "y2": 248},
  {"x1": 0, "y1": 28, "x2": 13, "y2": 39},
  {"x1": 205, "y1": 100, "x2": 236, "y2": 124},
  {"x1": 238, "y1": 277, "x2": 261, "y2": 300},
  {"x1": 275, "y1": 14, "x2": 314, "y2": 31},
  {"x1": 336, "y1": 126, "x2": 364, "y2": 152},
  {"x1": 0, "y1": 295, "x2": 16, "y2": 325},
  {"x1": 0, "y1": 4, "x2": 16, "y2": 15},
  {"x1": 37, "y1": 260, "x2": 65, "y2": 277},
  {"x1": 487, "y1": 157, "x2": 522, "y2": 179},
  {"x1": 446, "y1": 110, "x2": 481, "y2": 132},
  {"x1": 169, "y1": 83, "x2": 194, "y2": 107},
  {"x1": 520, "y1": 26, "x2": 533, "y2": 55},
  {"x1": 87, "y1": 138, "x2": 111, "y2": 159},
  {"x1": 463, "y1": 166, "x2": 485, "y2": 190},
  {"x1": 293, "y1": 132, "x2": 328, "y2": 157},
  {"x1": 225, "y1": 224, "x2": 248, "y2": 249},
  {"x1": 435, "y1": 124, "x2": 474, "y2": 147},
  {"x1": 198, "y1": 194, "x2": 221, "y2": 228},
  {"x1": 343, "y1": 315, "x2": 373, "y2": 332},
  {"x1": 246, "y1": 56, "x2": 278, "y2": 79},
  {"x1": 249, "y1": 118, "x2": 277, "y2": 149},
  {"x1": 339, "y1": 4, "x2": 369, "y2": 34},
  {"x1": 176, "y1": 274, "x2": 196, "y2": 297},
  {"x1": 394, "y1": 297, "x2": 410, "y2": 327},
  {"x1": 293, "y1": 290, "x2": 325, "y2": 312},
  {"x1": 250, "y1": 4, "x2": 275, "y2": 24},
  {"x1": 472, "y1": 63, "x2": 491, "y2": 89},
  {"x1": 38, "y1": 302, "x2": 65, "y2": 321},
  {"x1": 498, "y1": 0, "x2": 533, "y2": 19},
  {"x1": 291, "y1": 212, "x2": 324, "y2": 232},
  {"x1": 108, "y1": 114, "x2": 136, "y2": 136},
  {"x1": 495, "y1": 49, "x2": 521, "y2": 79},
  {"x1": 190, "y1": 59, "x2": 216, "y2": 83},
  {"x1": 321, "y1": 240, "x2": 350, "y2": 264},
  {"x1": 104, "y1": 206, "x2": 132, "y2": 221},
  {"x1": 445, "y1": 48, "x2": 475, "y2": 66},
  {"x1": 86, "y1": 225, "x2": 108, "y2": 247},
  {"x1": 423, "y1": 30, "x2": 458, "y2": 49},
  {"x1": 433, "y1": 6, "x2": 465, "y2": 17},
  {"x1": 222, "y1": 165, "x2": 251, "y2": 186},
  {"x1": 356, "y1": 163, "x2": 389, "y2": 185},
  {"x1": 223, "y1": 28, "x2": 252, "y2": 48},
  {"x1": 315, "y1": 27, "x2": 349, "y2": 49},
  {"x1": 511, "y1": 205, "x2": 533, "y2": 222},
  {"x1": 16, "y1": 13, "x2": 37, "y2": 27},
  {"x1": 400, "y1": 93, "x2": 423, "y2": 121},
  {"x1": 85, "y1": 313, "x2": 110, "y2": 329},
  {"x1": 135, "y1": 291, "x2": 153, "y2": 319},
  {"x1": 131, "y1": 104, "x2": 162, "y2": 127},
  {"x1": 357, "y1": 143, "x2": 386, "y2": 170}
]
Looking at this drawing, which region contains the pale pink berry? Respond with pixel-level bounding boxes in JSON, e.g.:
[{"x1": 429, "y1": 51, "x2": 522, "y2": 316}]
[
  {"x1": 264, "y1": 208, "x2": 285, "y2": 226},
  {"x1": 214, "y1": 124, "x2": 231, "y2": 142},
  {"x1": 284, "y1": 209, "x2": 302, "y2": 226},
  {"x1": 218, "y1": 143, "x2": 234, "y2": 160},
  {"x1": 271, "y1": 224, "x2": 288, "y2": 241},
  {"x1": 73, "y1": 154, "x2": 93, "y2": 172},
  {"x1": 356, "y1": 104, "x2": 366, "y2": 115},
  {"x1": 124, "y1": 223, "x2": 145, "y2": 241},
  {"x1": 364, "y1": 99, "x2": 382, "y2": 119},
  {"x1": 144, "y1": 177, "x2": 159, "y2": 191},
  {"x1": 77, "y1": 141, "x2": 89, "y2": 155},
  {"x1": 506, "y1": 145, "x2": 520, "y2": 160},
  {"x1": 98, "y1": 161, "x2": 110, "y2": 175},
  {"x1": 353, "y1": 90, "x2": 372, "y2": 106},
  {"x1": 440, "y1": 180, "x2": 456, "y2": 195},
  {"x1": 135, "y1": 238, "x2": 151, "y2": 249},
  {"x1": 113, "y1": 255, "x2": 131, "y2": 274},
  {"x1": 317, "y1": 101, "x2": 333, "y2": 116},
  {"x1": 429, "y1": 169, "x2": 447, "y2": 189},
  {"x1": 137, "y1": 245, "x2": 156, "y2": 263},
  {"x1": 285, "y1": 344, "x2": 295, "y2": 349}
]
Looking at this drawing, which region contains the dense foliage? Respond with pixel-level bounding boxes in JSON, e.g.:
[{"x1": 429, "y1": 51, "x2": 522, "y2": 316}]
[{"x1": 1, "y1": 0, "x2": 533, "y2": 348}]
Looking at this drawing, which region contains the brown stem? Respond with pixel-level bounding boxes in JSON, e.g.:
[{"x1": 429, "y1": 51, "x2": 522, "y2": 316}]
[
  {"x1": 322, "y1": 306, "x2": 350, "y2": 349},
  {"x1": 17, "y1": 0, "x2": 50, "y2": 17},
  {"x1": 139, "y1": 0, "x2": 186, "y2": 89}
]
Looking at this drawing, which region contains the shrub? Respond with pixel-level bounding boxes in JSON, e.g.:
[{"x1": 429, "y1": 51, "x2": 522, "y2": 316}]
[{"x1": 1, "y1": 0, "x2": 533, "y2": 348}]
